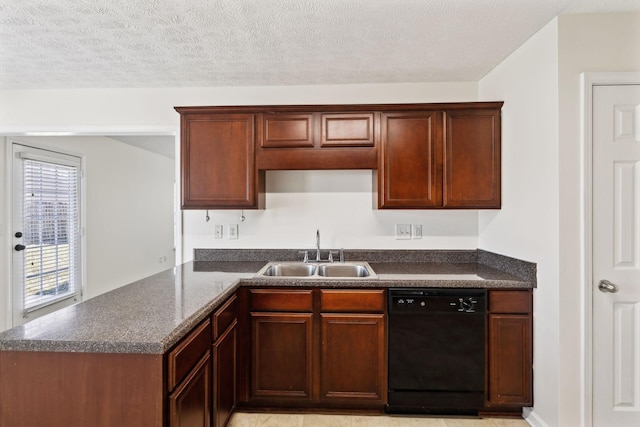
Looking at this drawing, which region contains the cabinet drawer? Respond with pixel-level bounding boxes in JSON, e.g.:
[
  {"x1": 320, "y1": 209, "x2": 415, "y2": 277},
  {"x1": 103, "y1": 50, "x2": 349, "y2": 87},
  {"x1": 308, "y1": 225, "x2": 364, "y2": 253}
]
[
  {"x1": 321, "y1": 113, "x2": 375, "y2": 147},
  {"x1": 250, "y1": 289, "x2": 313, "y2": 312},
  {"x1": 259, "y1": 114, "x2": 314, "y2": 148},
  {"x1": 168, "y1": 319, "x2": 212, "y2": 391},
  {"x1": 213, "y1": 294, "x2": 238, "y2": 340},
  {"x1": 320, "y1": 289, "x2": 385, "y2": 313},
  {"x1": 488, "y1": 290, "x2": 532, "y2": 314}
]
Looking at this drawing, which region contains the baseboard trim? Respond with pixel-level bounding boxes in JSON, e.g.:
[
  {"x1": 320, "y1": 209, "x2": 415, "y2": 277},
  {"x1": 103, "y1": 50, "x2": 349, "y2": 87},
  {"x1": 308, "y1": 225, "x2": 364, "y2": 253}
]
[{"x1": 523, "y1": 407, "x2": 550, "y2": 427}]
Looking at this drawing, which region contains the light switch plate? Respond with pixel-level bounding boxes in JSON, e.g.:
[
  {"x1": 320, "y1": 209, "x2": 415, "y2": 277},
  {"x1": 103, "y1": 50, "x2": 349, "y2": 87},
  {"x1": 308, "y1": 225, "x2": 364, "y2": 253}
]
[
  {"x1": 214, "y1": 224, "x2": 223, "y2": 239},
  {"x1": 228, "y1": 224, "x2": 238, "y2": 239},
  {"x1": 412, "y1": 224, "x2": 422, "y2": 239},
  {"x1": 395, "y1": 224, "x2": 411, "y2": 240}
]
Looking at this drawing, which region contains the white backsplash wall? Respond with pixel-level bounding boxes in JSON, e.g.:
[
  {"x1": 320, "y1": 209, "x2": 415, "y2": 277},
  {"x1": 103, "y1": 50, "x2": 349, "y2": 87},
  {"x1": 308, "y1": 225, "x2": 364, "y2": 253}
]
[{"x1": 182, "y1": 170, "x2": 479, "y2": 260}]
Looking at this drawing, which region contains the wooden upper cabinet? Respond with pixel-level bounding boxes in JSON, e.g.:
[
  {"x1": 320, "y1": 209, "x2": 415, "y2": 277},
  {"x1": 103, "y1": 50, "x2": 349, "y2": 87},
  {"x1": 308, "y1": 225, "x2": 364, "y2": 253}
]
[
  {"x1": 321, "y1": 113, "x2": 375, "y2": 147},
  {"x1": 259, "y1": 114, "x2": 314, "y2": 148},
  {"x1": 377, "y1": 103, "x2": 502, "y2": 209},
  {"x1": 177, "y1": 110, "x2": 264, "y2": 209},
  {"x1": 444, "y1": 108, "x2": 501, "y2": 208},
  {"x1": 378, "y1": 111, "x2": 443, "y2": 208},
  {"x1": 256, "y1": 110, "x2": 378, "y2": 170},
  {"x1": 176, "y1": 103, "x2": 501, "y2": 210}
]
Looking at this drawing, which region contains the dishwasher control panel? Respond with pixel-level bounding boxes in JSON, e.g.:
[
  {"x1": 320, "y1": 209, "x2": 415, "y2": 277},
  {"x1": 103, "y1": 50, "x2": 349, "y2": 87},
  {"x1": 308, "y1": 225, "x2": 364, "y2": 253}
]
[{"x1": 390, "y1": 289, "x2": 486, "y2": 314}]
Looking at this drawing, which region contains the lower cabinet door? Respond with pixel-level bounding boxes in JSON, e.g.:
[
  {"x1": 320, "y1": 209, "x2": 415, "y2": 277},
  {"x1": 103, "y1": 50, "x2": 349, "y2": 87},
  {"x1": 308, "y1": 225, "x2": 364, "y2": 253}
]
[
  {"x1": 250, "y1": 312, "x2": 313, "y2": 401},
  {"x1": 213, "y1": 324, "x2": 237, "y2": 427},
  {"x1": 169, "y1": 352, "x2": 211, "y2": 427},
  {"x1": 487, "y1": 314, "x2": 532, "y2": 406},
  {"x1": 320, "y1": 313, "x2": 386, "y2": 406}
]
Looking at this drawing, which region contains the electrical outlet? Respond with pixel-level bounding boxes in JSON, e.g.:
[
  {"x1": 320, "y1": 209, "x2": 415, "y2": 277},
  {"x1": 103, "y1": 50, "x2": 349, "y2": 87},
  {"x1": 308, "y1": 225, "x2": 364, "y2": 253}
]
[
  {"x1": 395, "y1": 224, "x2": 411, "y2": 240},
  {"x1": 228, "y1": 224, "x2": 238, "y2": 239},
  {"x1": 214, "y1": 225, "x2": 223, "y2": 239},
  {"x1": 412, "y1": 225, "x2": 422, "y2": 239}
]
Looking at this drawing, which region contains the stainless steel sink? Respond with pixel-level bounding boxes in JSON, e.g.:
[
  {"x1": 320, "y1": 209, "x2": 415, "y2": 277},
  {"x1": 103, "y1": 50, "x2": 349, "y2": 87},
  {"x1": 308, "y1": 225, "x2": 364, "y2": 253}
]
[
  {"x1": 317, "y1": 264, "x2": 371, "y2": 278},
  {"x1": 256, "y1": 261, "x2": 377, "y2": 279},
  {"x1": 261, "y1": 263, "x2": 317, "y2": 277}
]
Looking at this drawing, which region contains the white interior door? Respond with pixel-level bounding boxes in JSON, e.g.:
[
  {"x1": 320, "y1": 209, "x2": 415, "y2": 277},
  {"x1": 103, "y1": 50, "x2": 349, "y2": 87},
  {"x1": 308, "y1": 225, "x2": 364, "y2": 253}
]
[{"x1": 593, "y1": 84, "x2": 640, "y2": 426}]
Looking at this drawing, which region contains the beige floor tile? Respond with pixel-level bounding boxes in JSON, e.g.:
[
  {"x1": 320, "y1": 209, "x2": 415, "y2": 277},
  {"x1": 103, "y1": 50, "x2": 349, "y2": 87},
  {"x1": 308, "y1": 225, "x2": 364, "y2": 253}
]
[
  {"x1": 303, "y1": 413, "x2": 352, "y2": 427},
  {"x1": 229, "y1": 412, "x2": 528, "y2": 427},
  {"x1": 255, "y1": 413, "x2": 304, "y2": 427},
  {"x1": 394, "y1": 415, "x2": 449, "y2": 426},
  {"x1": 227, "y1": 412, "x2": 261, "y2": 427},
  {"x1": 350, "y1": 414, "x2": 401, "y2": 427},
  {"x1": 443, "y1": 418, "x2": 498, "y2": 427},
  {"x1": 487, "y1": 418, "x2": 529, "y2": 427}
]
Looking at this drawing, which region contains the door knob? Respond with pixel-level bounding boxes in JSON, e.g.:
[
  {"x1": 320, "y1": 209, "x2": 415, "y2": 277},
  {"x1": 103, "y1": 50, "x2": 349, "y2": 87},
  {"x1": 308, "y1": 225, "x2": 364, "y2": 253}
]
[
  {"x1": 598, "y1": 279, "x2": 619, "y2": 293},
  {"x1": 14, "y1": 244, "x2": 26, "y2": 251}
]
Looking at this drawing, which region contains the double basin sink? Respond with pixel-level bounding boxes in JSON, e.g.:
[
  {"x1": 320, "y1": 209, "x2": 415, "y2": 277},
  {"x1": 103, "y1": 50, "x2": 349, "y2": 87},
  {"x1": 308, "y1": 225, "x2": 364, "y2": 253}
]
[{"x1": 256, "y1": 261, "x2": 377, "y2": 279}]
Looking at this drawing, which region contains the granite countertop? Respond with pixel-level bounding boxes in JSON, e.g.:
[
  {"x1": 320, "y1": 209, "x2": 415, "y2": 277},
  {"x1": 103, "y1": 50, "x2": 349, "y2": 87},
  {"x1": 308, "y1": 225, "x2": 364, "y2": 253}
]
[
  {"x1": 0, "y1": 249, "x2": 536, "y2": 355},
  {"x1": 0, "y1": 265, "x2": 253, "y2": 354}
]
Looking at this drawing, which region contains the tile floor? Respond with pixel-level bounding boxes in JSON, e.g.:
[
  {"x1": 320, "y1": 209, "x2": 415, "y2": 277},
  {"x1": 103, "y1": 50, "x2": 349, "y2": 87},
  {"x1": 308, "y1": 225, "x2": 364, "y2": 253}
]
[{"x1": 228, "y1": 412, "x2": 529, "y2": 427}]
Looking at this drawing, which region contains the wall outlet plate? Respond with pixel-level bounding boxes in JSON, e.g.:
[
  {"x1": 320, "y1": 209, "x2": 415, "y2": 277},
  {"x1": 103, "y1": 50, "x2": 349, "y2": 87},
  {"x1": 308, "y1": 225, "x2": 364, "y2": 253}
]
[
  {"x1": 214, "y1": 224, "x2": 223, "y2": 239},
  {"x1": 412, "y1": 224, "x2": 422, "y2": 239},
  {"x1": 228, "y1": 224, "x2": 238, "y2": 239},
  {"x1": 395, "y1": 224, "x2": 411, "y2": 240}
]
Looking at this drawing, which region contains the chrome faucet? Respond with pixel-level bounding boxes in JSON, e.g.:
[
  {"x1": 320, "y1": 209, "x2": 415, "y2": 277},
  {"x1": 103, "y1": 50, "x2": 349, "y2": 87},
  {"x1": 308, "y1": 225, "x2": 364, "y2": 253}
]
[{"x1": 316, "y1": 229, "x2": 321, "y2": 261}]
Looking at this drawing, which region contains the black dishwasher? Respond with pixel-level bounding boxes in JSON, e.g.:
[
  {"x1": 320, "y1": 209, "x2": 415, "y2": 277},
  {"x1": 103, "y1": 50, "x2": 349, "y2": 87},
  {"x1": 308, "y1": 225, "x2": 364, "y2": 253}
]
[{"x1": 387, "y1": 288, "x2": 486, "y2": 415}]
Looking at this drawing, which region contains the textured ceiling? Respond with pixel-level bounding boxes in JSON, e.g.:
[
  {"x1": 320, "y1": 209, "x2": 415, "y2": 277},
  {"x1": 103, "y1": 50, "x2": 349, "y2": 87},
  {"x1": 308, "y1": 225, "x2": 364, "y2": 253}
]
[{"x1": 0, "y1": 0, "x2": 638, "y2": 90}]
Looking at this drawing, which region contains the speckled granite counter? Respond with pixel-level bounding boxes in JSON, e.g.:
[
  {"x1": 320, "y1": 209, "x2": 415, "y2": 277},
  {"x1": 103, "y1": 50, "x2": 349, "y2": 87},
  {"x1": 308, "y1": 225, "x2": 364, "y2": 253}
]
[
  {"x1": 0, "y1": 249, "x2": 535, "y2": 355},
  {"x1": 0, "y1": 265, "x2": 254, "y2": 354}
]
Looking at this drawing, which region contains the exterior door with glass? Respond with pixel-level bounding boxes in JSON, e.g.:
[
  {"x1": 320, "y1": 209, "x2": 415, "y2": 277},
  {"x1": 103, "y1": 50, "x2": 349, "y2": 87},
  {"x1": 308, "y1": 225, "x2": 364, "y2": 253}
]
[{"x1": 11, "y1": 143, "x2": 82, "y2": 326}]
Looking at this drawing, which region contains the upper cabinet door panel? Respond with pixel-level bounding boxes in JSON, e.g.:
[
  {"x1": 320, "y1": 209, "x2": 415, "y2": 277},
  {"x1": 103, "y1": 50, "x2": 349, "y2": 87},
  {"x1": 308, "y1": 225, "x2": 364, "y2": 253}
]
[
  {"x1": 444, "y1": 109, "x2": 501, "y2": 208},
  {"x1": 379, "y1": 112, "x2": 443, "y2": 208},
  {"x1": 259, "y1": 114, "x2": 314, "y2": 148},
  {"x1": 181, "y1": 113, "x2": 259, "y2": 209},
  {"x1": 321, "y1": 113, "x2": 375, "y2": 147}
]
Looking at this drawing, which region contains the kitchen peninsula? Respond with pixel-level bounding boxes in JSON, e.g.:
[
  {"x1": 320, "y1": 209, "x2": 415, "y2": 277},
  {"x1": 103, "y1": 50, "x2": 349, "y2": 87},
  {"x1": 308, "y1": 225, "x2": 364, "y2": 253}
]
[{"x1": 0, "y1": 249, "x2": 535, "y2": 427}]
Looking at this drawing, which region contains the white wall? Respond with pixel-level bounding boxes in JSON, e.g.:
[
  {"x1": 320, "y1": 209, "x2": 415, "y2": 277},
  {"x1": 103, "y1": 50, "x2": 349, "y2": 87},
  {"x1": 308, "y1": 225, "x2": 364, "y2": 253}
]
[
  {"x1": 478, "y1": 19, "x2": 560, "y2": 427},
  {"x1": 556, "y1": 12, "x2": 640, "y2": 427},
  {"x1": 0, "y1": 136, "x2": 175, "y2": 331},
  {"x1": 478, "y1": 11, "x2": 640, "y2": 427},
  {"x1": 184, "y1": 170, "x2": 480, "y2": 256}
]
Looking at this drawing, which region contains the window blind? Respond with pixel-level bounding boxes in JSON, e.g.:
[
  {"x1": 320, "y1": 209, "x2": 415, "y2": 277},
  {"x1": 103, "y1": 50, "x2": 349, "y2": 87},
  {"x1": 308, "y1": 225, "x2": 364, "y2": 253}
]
[{"x1": 22, "y1": 157, "x2": 80, "y2": 313}]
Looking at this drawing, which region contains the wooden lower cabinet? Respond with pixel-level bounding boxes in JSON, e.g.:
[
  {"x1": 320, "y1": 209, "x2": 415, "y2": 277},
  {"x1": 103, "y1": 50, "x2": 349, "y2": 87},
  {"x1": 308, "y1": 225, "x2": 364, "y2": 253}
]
[
  {"x1": 170, "y1": 352, "x2": 212, "y2": 427},
  {"x1": 167, "y1": 319, "x2": 213, "y2": 427},
  {"x1": 212, "y1": 294, "x2": 239, "y2": 427},
  {"x1": 242, "y1": 288, "x2": 387, "y2": 410},
  {"x1": 486, "y1": 290, "x2": 533, "y2": 409},
  {"x1": 213, "y1": 323, "x2": 237, "y2": 427},
  {"x1": 250, "y1": 312, "x2": 314, "y2": 402},
  {"x1": 320, "y1": 313, "x2": 386, "y2": 405},
  {"x1": 0, "y1": 351, "x2": 164, "y2": 427}
]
